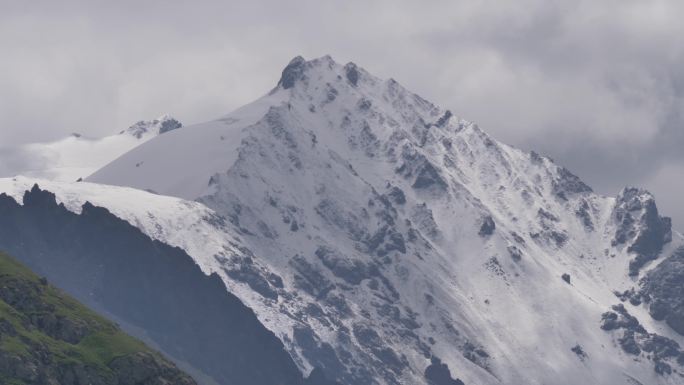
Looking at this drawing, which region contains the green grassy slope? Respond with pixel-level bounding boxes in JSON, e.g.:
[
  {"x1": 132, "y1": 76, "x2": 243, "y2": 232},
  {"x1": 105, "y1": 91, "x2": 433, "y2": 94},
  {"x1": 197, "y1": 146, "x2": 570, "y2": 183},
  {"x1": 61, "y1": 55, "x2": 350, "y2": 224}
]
[{"x1": 0, "y1": 251, "x2": 197, "y2": 385}]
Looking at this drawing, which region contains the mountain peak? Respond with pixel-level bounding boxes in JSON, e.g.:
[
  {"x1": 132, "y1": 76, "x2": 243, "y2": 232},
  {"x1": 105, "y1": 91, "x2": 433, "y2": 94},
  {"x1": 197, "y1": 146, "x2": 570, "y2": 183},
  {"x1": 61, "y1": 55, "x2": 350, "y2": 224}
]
[
  {"x1": 123, "y1": 115, "x2": 183, "y2": 139},
  {"x1": 36, "y1": 56, "x2": 684, "y2": 385},
  {"x1": 277, "y1": 55, "x2": 352, "y2": 90},
  {"x1": 278, "y1": 56, "x2": 308, "y2": 89}
]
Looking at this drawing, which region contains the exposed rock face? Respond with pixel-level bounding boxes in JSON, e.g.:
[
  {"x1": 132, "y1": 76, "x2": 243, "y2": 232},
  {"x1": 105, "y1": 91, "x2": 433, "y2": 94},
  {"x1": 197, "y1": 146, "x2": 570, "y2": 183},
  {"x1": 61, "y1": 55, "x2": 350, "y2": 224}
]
[
  {"x1": 561, "y1": 273, "x2": 571, "y2": 284},
  {"x1": 571, "y1": 345, "x2": 587, "y2": 361},
  {"x1": 611, "y1": 188, "x2": 672, "y2": 276},
  {"x1": 0, "y1": 186, "x2": 331, "y2": 385},
  {"x1": 0, "y1": 252, "x2": 196, "y2": 385},
  {"x1": 345, "y1": 63, "x2": 360, "y2": 86},
  {"x1": 478, "y1": 216, "x2": 496, "y2": 237},
  {"x1": 551, "y1": 167, "x2": 593, "y2": 200},
  {"x1": 125, "y1": 115, "x2": 182, "y2": 138},
  {"x1": 424, "y1": 357, "x2": 465, "y2": 385},
  {"x1": 279, "y1": 56, "x2": 307, "y2": 89},
  {"x1": 640, "y1": 247, "x2": 684, "y2": 335},
  {"x1": 600, "y1": 304, "x2": 683, "y2": 375}
]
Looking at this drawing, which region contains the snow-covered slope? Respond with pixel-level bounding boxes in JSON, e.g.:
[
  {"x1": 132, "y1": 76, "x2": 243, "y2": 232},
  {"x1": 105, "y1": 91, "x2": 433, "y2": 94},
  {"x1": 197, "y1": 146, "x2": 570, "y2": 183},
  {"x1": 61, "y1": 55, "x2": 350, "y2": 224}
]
[
  {"x1": 0, "y1": 115, "x2": 182, "y2": 182},
  {"x1": 8, "y1": 56, "x2": 684, "y2": 385}
]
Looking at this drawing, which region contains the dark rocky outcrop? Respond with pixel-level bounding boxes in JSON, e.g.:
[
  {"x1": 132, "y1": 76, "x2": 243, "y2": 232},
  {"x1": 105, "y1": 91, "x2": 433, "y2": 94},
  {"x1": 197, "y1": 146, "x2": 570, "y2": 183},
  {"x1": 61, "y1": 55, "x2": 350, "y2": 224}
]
[
  {"x1": 571, "y1": 345, "x2": 587, "y2": 361},
  {"x1": 386, "y1": 186, "x2": 406, "y2": 205},
  {"x1": 125, "y1": 116, "x2": 182, "y2": 138},
  {"x1": 344, "y1": 63, "x2": 359, "y2": 86},
  {"x1": 279, "y1": 56, "x2": 307, "y2": 89},
  {"x1": 640, "y1": 247, "x2": 684, "y2": 335},
  {"x1": 0, "y1": 185, "x2": 333, "y2": 385},
  {"x1": 478, "y1": 216, "x2": 495, "y2": 237},
  {"x1": 0, "y1": 252, "x2": 196, "y2": 385},
  {"x1": 562, "y1": 273, "x2": 571, "y2": 284},
  {"x1": 551, "y1": 167, "x2": 592, "y2": 200},
  {"x1": 424, "y1": 357, "x2": 465, "y2": 385},
  {"x1": 575, "y1": 199, "x2": 595, "y2": 231},
  {"x1": 224, "y1": 259, "x2": 280, "y2": 300},
  {"x1": 412, "y1": 162, "x2": 448, "y2": 190},
  {"x1": 158, "y1": 117, "x2": 183, "y2": 134},
  {"x1": 507, "y1": 245, "x2": 523, "y2": 262},
  {"x1": 600, "y1": 304, "x2": 683, "y2": 375},
  {"x1": 611, "y1": 188, "x2": 672, "y2": 276},
  {"x1": 315, "y1": 246, "x2": 378, "y2": 285}
]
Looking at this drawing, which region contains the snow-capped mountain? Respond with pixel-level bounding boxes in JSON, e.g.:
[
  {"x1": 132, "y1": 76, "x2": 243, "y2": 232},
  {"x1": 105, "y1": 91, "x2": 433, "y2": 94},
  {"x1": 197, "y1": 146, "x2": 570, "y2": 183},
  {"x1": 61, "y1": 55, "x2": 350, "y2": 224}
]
[
  {"x1": 0, "y1": 115, "x2": 182, "y2": 182},
  {"x1": 2, "y1": 56, "x2": 684, "y2": 385}
]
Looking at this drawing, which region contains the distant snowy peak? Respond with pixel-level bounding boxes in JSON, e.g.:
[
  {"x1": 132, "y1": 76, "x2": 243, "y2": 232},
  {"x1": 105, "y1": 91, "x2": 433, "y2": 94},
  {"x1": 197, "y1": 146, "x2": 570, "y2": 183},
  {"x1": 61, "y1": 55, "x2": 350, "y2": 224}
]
[
  {"x1": 0, "y1": 115, "x2": 182, "y2": 182},
  {"x1": 122, "y1": 114, "x2": 183, "y2": 139}
]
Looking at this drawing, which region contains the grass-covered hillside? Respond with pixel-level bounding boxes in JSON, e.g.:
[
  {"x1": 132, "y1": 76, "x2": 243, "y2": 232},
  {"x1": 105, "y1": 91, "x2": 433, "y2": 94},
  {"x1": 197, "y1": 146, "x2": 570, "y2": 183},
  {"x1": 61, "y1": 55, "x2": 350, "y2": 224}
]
[{"x1": 0, "y1": 251, "x2": 197, "y2": 385}]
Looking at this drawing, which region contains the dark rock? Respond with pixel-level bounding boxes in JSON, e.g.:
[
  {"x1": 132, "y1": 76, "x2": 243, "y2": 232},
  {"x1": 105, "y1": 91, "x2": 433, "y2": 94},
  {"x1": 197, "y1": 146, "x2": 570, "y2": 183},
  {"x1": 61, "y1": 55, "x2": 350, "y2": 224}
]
[
  {"x1": 562, "y1": 273, "x2": 571, "y2": 284},
  {"x1": 352, "y1": 324, "x2": 405, "y2": 374},
  {"x1": 552, "y1": 167, "x2": 592, "y2": 200},
  {"x1": 649, "y1": 300, "x2": 669, "y2": 321},
  {"x1": 641, "y1": 334, "x2": 680, "y2": 359},
  {"x1": 599, "y1": 303, "x2": 684, "y2": 374},
  {"x1": 158, "y1": 117, "x2": 183, "y2": 134},
  {"x1": 600, "y1": 311, "x2": 619, "y2": 331},
  {"x1": 614, "y1": 288, "x2": 642, "y2": 306},
  {"x1": 291, "y1": 255, "x2": 334, "y2": 298},
  {"x1": 655, "y1": 360, "x2": 672, "y2": 376},
  {"x1": 510, "y1": 232, "x2": 526, "y2": 245},
  {"x1": 358, "y1": 98, "x2": 372, "y2": 111},
  {"x1": 571, "y1": 345, "x2": 587, "y2": 361},
  {"x1": 462, "y1": 342, "x2": 489, "y2": 370},
  {"x1": 412, "y1": 162, "x2": 448, "y2": 190},
  {"x1": 478, "y1": 216, "x2": 495, "y2": 237},
  {"x1": 575, "y1": 199, "x2": 595, "y2": 231},
  {"x1": 434, "y1": 111, "x2": 453, "y2": 128},
  {"x1": 364, "y1": 225, "x2": 406, "y2": 256},
  {"x1": 278, "y1": 56, "x2": 306, "y2": 89},
  {"x1": 537, "y1": 208, "x2": 559, "y2": 222},
  {"x1": 612, "y1": 188, "x2": 671, "y2": 276},
  {"x1": 293, "y1": 326, "x2": 345, "y2": 382},
  {"x1": 640, "y1": 247, "x2": 684, "y2": 335},
  {"x1": 325, "y1": 292, "x2": 354, "y2": 318},
  {"x1": 507, "y1": 246, "x2": 522, "y2": 262},
  {"x1": 618, "y1": 330, "x2": 641, "y2": 355},
  {"x1": 345, "y1": 63, "x2": 359, "y2": 86},
  {"x1": 654, "y1": 360, "x2": 672, "y2": 375},
  {"x1": 326, "y1": 85, "x2": 339, "y2": 102},
  {"x1": 315, "y1": 199, "x2": 366, "y2": 241},
  {"x1": 550, "y1": 231, "x2": 568, "y2": 247},
  {"x1": 225, "y1": 264, "x2": 279, "y2": 300},
  {"x1": 387, "y1": 186, "x2": 406, "y2": 205},
  {"x1": 315, "y1": 246, "x2": 377, "y2": 285}
]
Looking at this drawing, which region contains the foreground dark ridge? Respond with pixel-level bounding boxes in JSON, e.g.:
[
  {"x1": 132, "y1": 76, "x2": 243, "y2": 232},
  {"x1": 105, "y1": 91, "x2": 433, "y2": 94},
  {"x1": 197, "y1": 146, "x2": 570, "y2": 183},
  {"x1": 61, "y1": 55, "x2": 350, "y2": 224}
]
[
  {"x1": 0, "y1": 185, "x2": 338, "y2": 385},
  {"x1": 0, "y1": 251, "x2": 196, "y2": 385}
]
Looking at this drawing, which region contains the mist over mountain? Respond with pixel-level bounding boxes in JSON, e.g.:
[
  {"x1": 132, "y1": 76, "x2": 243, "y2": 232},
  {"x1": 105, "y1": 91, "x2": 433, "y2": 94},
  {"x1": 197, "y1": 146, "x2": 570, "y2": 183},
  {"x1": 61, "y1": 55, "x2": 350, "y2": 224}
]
[{"x1": 0, "y1": 115, "x2": 182, "y2": 182}]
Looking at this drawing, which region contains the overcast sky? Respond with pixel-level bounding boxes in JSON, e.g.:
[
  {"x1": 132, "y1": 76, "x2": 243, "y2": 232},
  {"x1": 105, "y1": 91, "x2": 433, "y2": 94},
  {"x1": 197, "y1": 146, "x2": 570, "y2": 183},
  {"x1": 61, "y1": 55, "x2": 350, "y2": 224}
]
[{"x1": 1, "y1": 0, "x2": 682, "y2": 230}]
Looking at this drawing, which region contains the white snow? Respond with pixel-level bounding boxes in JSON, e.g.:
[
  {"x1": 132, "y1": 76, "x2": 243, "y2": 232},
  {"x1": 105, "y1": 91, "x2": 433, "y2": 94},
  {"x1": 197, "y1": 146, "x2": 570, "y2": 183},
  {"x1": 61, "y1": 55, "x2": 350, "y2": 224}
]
[{"x1": 4, "y1": 56, "x2": 684, "y2": 385}]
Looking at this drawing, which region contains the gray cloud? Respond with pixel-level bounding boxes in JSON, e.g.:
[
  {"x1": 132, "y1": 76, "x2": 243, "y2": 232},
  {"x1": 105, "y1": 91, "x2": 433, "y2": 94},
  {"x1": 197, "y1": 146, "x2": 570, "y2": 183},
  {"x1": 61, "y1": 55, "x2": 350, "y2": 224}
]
[{"x1": 0, "y1": 0, "x2": 682, "y2": 230}]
